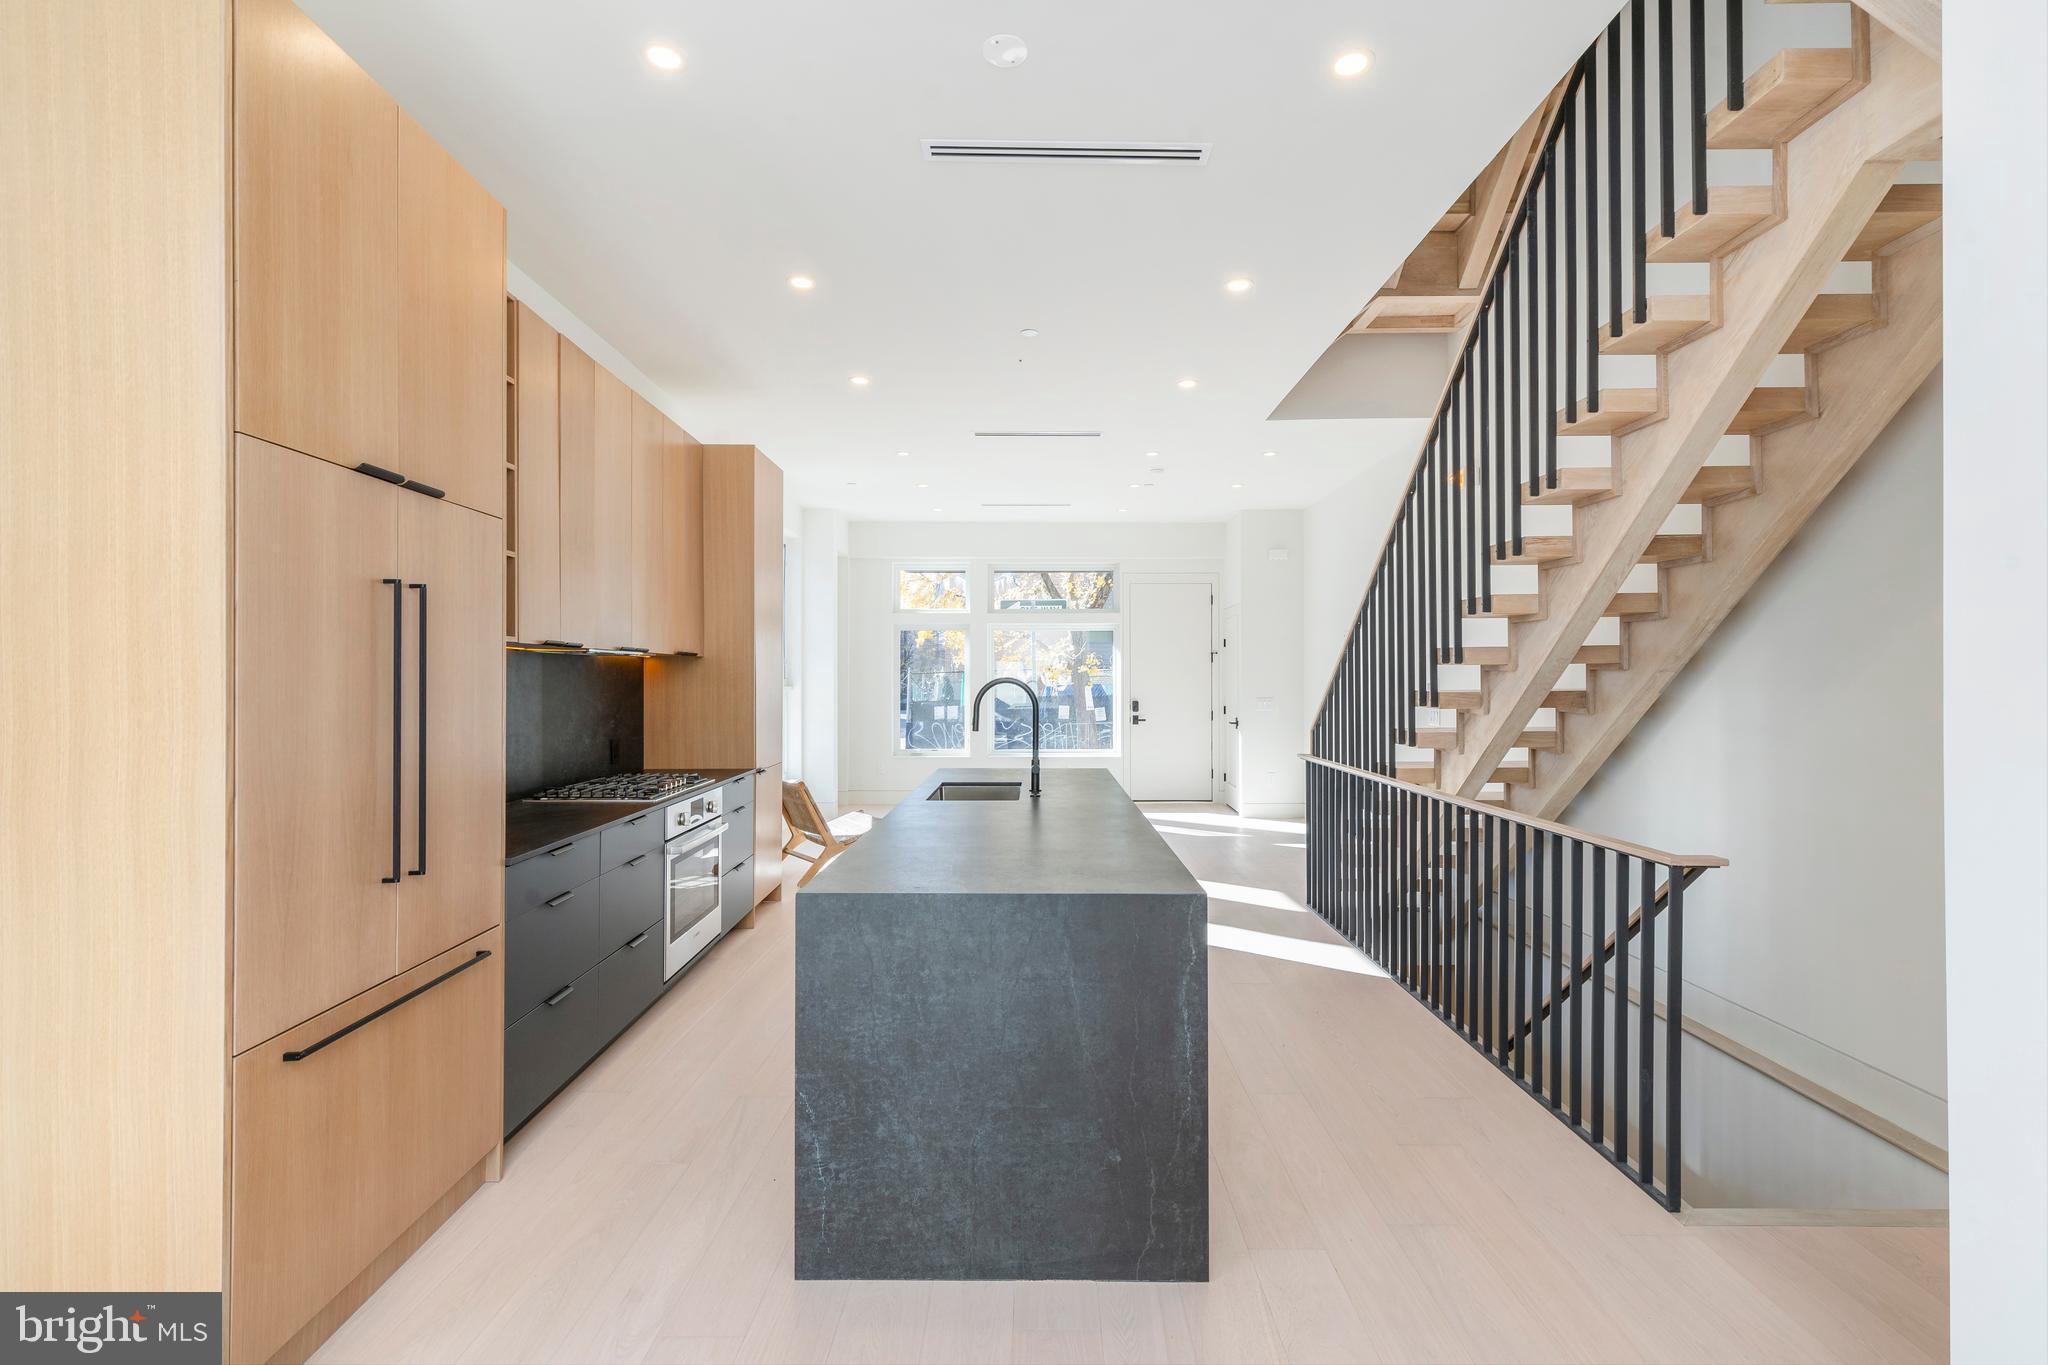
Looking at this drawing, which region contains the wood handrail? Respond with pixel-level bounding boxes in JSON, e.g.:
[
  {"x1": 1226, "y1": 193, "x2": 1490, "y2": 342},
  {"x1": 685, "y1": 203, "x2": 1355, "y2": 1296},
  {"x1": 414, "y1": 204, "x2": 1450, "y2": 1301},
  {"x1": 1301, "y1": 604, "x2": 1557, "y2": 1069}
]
[{"x1": 1301, "y1": 754, "x2": 1728, "y2": 870}]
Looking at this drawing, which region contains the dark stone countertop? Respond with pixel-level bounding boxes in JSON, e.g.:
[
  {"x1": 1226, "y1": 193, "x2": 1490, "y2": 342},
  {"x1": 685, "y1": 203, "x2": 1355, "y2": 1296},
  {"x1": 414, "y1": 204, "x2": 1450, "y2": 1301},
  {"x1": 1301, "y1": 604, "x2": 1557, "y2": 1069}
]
[
  {"x1": 800, "y1": 766, "x2": 1202, "y2": 898},
  {"x1": 504, "y1": 768, "x2": 755, "y2": 865}
]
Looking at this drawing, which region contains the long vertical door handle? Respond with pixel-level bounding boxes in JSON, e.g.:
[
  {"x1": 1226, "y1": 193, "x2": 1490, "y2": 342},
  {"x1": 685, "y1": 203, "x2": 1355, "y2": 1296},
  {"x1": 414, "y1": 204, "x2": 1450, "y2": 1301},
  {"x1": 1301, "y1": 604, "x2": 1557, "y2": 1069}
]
[
  {"x1": 382, "y1": 578, "x2": 403, "y2": 884},
  {"x1": 407, "y1": 581, "x2": 427, "y2": 876}
]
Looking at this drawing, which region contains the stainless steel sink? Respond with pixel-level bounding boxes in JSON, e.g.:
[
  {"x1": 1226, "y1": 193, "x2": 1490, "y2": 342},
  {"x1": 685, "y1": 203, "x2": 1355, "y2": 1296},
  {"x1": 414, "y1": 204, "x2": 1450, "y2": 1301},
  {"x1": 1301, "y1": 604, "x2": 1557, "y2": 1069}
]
[{"x1": 927, "y1": 781, "x2": 1023, "y2": 801}]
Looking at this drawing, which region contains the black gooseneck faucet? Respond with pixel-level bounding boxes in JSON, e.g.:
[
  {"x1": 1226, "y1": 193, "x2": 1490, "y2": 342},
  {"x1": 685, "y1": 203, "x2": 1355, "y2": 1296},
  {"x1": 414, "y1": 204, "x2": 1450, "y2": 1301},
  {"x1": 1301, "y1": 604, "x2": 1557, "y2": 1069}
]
[{"x1": 970, "y1": 676, "x2": 1042, "y2": 799}]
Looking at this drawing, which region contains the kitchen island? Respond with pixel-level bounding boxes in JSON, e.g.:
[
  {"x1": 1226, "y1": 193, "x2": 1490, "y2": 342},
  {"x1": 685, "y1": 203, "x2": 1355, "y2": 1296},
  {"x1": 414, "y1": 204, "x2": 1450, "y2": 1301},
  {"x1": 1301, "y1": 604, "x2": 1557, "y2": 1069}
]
[{"x1": 794, "y1": 767, "x2": 1208, "y2": 1281}]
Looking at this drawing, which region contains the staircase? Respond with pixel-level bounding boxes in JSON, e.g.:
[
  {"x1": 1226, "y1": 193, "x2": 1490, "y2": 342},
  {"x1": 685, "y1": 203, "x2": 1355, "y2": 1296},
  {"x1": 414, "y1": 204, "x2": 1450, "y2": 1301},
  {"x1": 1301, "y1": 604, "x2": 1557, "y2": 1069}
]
[{"x1": 1304, "y1": 0, "x2": 1941, "y2": 1209}]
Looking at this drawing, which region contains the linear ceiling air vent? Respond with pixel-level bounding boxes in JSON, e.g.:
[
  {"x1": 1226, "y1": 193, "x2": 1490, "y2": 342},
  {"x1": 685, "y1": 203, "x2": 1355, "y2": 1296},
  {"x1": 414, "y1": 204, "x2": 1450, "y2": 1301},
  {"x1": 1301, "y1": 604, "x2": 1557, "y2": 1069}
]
[
  {"x1": 981, "y1": 503, "x2": 1073, "y2": 509},
  {"x1": 924, "y1": 140, "x2": 1208, "y2": 165},
  {"x1": 972, "y1": 430, "x2": 1102, "y2": 439}
]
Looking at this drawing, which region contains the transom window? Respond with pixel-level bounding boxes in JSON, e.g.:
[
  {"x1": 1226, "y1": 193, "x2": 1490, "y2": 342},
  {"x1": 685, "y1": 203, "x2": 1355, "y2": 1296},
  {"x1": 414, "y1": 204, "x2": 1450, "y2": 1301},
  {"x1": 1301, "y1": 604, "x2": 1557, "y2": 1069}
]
[
  {"x1": 990, "y1": 569, "x2": 1116, "y2": 612},
  {"x1": 988, "y1": 627, "x2": 1116, "y2": 752},
  {"x1": 897, "y1": 568, "x2": 968, "y2": 612}
]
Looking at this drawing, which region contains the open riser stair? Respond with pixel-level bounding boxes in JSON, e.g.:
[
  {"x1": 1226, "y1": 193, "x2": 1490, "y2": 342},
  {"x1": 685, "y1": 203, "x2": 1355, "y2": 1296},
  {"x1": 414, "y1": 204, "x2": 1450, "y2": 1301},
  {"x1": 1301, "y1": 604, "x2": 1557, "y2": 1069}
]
[{"x1": 1305, "y1": 0, "x2": 1939, "y2": 1205}]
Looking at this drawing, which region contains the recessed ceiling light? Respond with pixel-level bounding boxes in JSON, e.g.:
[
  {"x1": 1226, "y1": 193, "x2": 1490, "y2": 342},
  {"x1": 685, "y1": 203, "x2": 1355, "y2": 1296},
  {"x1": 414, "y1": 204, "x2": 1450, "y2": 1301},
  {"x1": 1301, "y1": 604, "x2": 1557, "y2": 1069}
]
[
  {"x1": 895, "y1": 450, "x2": 910, "y2": 458},
  {"x1": 1225, "y1": 277, "x2": 1253, "y2": 293},
  {"x1": 983, "y1": 34, "x2": 1028, "y2": 68},
  {"x1": 915, "y1": 482, "x2": 929, "y2": 489},
  {"x1": 850, "y1": 375, "x2": 870, "y2": 386},
  {"x1": 931, "y1": 506, "x2": 944, "y2": 513},
  {"x1": 1262, "y1": 450, "x2": 1278, "y2": 458},
  {"x1": 1117, "y1": 507, "x2": 1128, "y2": 514},
  {"x1": 787, "y1": 274, "x2": 815, "y2": 291},
  {"x1": 1148, "y1": 466, "x2": 1166, "y2": 475},
  {"x1": 1144, "y1": 451, "x2": 1160, "y2": 458},
  {"x1": 645, "y1": 44, "x2": 684, "y2": 72},
  {"x1": 1177, "y1": 378, "x2": 1197, "y2": 390},
  {"x1": 1334, "y1": 50, "x2": 1372, "y2": 78},
  {"x1": 1019, "y1": 328, "x2": 1039, "y2": 338},
  {"x1": 1127, "y1": 482, "x2": 1142, "y2": 489},
  {"x1": 1230, "y1": 482, "x2": 1245, "y2": 490}
]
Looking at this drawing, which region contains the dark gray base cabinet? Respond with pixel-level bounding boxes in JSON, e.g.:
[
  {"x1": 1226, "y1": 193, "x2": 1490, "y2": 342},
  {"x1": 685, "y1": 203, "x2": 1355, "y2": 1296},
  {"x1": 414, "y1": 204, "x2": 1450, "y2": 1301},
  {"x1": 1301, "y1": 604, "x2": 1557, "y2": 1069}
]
[
  {"x1": 503, "y1": 959, "x2": 603, "y2": 1133},
  {"x1": 721, "y1": 858, "x2": 752, "y2": 935},
  {"x1": 597, "y1": 922, "x2": 663, "y2": 1044}
]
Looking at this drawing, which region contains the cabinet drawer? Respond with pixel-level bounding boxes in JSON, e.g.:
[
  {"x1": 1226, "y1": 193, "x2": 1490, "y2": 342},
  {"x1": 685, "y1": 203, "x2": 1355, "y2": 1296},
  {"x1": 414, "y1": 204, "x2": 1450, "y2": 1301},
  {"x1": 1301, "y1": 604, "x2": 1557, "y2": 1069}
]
[
  {"x1": 598, "y1": 926, "x2": 664, "y2": 1043},
  {"x1": 719, "y1": 815, "x2": 752, "y2": 878},
  {"x1": 230, "y1": 930, "x2": 501, "y2": 1365},
  {"x1": 507, "y1": 834, "x2": 598, "y2": 913},
  {"x1": 599, "y1": 809, "x2": 663, "y2": 871},
  {"x1": 721, "y1": 861, "x2": 753, "y2": 935},
  {"x1": 723, "y1": 772, "x2": 755, "y2": 815},
  {"x1": 503, "y1": 960, "x2": 604, "y2": 1134},
  {"x1": 597, "y1": 848, "x2": 664, "y2": 956},
  {"x1": 506, "y1": 877, "x2": 601, "y2": 1024}
]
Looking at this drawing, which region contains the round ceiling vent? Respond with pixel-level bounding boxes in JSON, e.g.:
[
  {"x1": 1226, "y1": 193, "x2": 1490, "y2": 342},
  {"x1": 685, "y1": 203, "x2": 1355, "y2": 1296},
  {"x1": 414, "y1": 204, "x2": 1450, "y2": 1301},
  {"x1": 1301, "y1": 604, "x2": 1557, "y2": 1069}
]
[{"x1": 983, "y1": 34, "x2": 1028, "y2": 68}]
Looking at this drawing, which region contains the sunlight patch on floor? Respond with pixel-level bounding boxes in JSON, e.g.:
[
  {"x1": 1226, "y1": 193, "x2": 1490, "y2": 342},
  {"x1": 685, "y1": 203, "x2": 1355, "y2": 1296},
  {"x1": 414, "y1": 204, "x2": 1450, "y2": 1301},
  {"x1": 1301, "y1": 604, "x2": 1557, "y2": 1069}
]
[
  {"x1": 1207, "y1": 921, "x2": 1388, "y2": 977},
  {"x1": 1142, "y1": 808, "x2": 1306, "y2": 835},
  {"x1": 1147, "y1": 825, "x2": 1247, "y2": 839},
  {"x1": 1199, "y1": 879, "x2": 1307, "y2": 913}
]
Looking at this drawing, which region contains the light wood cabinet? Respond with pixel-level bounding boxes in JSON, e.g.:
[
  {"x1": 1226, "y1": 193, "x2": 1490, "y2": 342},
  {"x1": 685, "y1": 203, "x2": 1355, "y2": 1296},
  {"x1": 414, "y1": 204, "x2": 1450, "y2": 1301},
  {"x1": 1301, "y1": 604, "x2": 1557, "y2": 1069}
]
[
  {"x1": 398, "y1": 112, "x2": 506, "y2": 517},
  {"x1": 667, "y1": 419, "x2": 704, "y2": 655},
  {"x1": 233, "y1": 0, "x2": 397, "y2": 471},
  {"x1": 631, "y1": 395, "x2": 672, "y2": 653},
  {"x1": 592, "y1": 365, "x2": 634, "y2": 649},
  {"x1": 754, "y1": 762, "x2": 785, "y2": 905},
  {"x1": 510, "y1": 301, "x2": 561, "y2": 642},
  {"x1": 646, "y1": 446, "x2": 785, "y2": 904},
  {"x1": 233, "y1": 436, "x2": 400, "y2": 1054},
  {"x1": 556, "y1": 337, "x2": 599, "y2": 646},
  {"x1": 230, "y1": 929, "x2": 501, "y2": 1365},
  {"x1": 398, "y1": 495, "x2": 507, "y2": 970}
]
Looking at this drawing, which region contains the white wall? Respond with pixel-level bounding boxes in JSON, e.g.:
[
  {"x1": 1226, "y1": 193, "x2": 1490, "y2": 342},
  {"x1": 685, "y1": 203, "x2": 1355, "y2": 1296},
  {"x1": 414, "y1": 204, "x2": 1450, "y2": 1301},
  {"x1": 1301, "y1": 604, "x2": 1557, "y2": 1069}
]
[
  {"x1": 1301, "y1": 448, "x2": 1426, "y2": 729},
  {"x1": 793, "y1": 507, "x2": 846, "y2": 805},
  {"x1": 839, "y1": 521, "x2": 1225, "y2": 805},
  {"x1": 1221, "y1": 510, "x2": 1308, "y2": 815},
  {"x1": 1945, "y1": 0, "x2": 2048, "y2": 1355},
  {"x1": 1568, "y1": 373, "x2": 1947, "y2": 1209}
]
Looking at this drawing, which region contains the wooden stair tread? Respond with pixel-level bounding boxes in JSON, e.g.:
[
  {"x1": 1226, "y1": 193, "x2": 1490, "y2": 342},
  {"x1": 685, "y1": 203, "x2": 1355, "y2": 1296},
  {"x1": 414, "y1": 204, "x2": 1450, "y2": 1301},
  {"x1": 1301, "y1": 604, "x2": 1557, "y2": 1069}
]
[
  {"x1": 1642, "y1": 533, "x2": 1706, "y2": 564},
  {"x1": 1786, "y1": 293, "x2": 1879, "y2": 353},
  {"x1": 1557, "y1": 388, "x2": 1660, "y2": 436},
  {"x1": 1847, "y1": 184, "x2": 1942, "y2": 261},
  {"x1": 1492, "y1": 763, "x2": 1533, "y2": 785},
  {"x1": 1646, "y1": 185, "x2": 1779, "y2": 262},
  {"x1": 1606, "y1": 591, "x2": 1662, "y2": 618},
  {"x1": 1728, "y1": 385, "x2": 1814, "y2": 434},
  {"x1": 1518, "y1": 727, "x2": 1562, "y2": 750},
  {"x1": 1545, "y1": 689, "x2": 1591, "y2": 713},
  {"x1": 1492, "y1": 535, "x2": 1575, "y2": 565},
  {"x1": 1573, "y1": 643, "x2": 1623, "y2": 668},
  {"x1": 1600, "y1": 295, "x2": 1714, "y2": 354},
  {"x1": 1396, "y1": 762, "x2": 1439, "y2": 785},
  {"x1": 1707, "y1": 49, "x2": 1859, "y2": 149},
  {"x1": 1437, "y1": 644, "x2": 1511, "y2": 667},
  {"x1": 1419, "y1": 690, "x2": 1482, "y2": 712},
  {"x1": 1523, "y1": 467, "x2": 1614, "y2": 505},
  {"x1": 1466, "y1": 594, "x2": 1540, "y2": 620},
  {"x1": 1682, "y1": 465, "x2": 1757, "y2": 504},
  {"x1": 1414, "y1": 727, "x2": 1459, "y2": 750}
]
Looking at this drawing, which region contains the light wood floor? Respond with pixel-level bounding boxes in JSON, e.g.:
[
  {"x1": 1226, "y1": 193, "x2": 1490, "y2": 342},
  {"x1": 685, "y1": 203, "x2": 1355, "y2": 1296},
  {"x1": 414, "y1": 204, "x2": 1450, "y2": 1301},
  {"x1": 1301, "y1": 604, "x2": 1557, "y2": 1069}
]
[{"x1": 313, "y1": 804, "x2": 1949, "y2": 1365}]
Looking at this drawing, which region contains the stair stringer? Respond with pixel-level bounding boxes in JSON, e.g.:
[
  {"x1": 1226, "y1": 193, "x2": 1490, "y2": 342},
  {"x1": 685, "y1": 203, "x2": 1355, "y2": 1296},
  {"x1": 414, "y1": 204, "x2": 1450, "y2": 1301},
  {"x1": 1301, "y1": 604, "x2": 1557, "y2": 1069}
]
[
  {"x1": 1510, "y1": 225, "x2": 1942, "y2": 818},
  {"x1": 1440, "y1": 24, "x2": 1941, "y2": 798}
]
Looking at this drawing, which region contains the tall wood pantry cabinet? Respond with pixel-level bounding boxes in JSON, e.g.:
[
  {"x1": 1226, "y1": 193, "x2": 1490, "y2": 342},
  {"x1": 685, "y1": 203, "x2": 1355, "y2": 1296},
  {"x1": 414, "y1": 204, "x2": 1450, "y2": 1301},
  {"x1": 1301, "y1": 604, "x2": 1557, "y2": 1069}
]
[
  {"x1": 1, "y1": 3, "x2": 508, "y2": 1362},
  {"x1": 646, "y1": 446, "x2": 787, "y2": 908}
]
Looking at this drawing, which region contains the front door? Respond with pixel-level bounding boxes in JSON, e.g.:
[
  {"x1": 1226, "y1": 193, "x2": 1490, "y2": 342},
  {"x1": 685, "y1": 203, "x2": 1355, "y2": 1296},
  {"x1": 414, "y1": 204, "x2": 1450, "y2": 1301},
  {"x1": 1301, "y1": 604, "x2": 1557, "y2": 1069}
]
[
  {"x1": 1127, "y1": 579, "x2": 1214, "y2": 801},
  {"x1": 1220, "y1": 604, "x2": 1241, "y2": 810}
]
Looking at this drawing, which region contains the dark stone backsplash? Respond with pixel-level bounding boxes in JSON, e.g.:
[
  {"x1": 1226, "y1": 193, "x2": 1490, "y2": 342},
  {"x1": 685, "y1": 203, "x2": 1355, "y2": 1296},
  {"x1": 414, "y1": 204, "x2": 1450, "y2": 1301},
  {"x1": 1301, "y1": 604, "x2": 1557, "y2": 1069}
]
[{"x1": 505, "y1": 651, "x2": 644, "y2": 797}]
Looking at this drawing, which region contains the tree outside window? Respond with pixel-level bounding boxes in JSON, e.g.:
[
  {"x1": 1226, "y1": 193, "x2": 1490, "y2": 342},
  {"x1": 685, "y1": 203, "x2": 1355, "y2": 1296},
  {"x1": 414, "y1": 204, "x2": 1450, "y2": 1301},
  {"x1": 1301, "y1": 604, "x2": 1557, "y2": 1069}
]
[
  {"x1": 897, "y1": 568, "x2": 968, "y2": 611},
  {"x1": 991, "y1": 569, "x2": 1115, "y2": 612},
  {"x1": 896, "y1": 628, "x2": 967, "y2": 752},
  {"x1": 989, "y1": 627, "x2": 1115, "y2": 751}
]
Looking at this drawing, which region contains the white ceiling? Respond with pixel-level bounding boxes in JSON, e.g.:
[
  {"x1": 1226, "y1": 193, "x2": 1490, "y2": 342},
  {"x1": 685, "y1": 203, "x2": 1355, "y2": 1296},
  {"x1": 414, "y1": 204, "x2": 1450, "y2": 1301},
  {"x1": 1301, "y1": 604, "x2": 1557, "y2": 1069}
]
[{"x1": 301, "y1": 0, "x2": 1613, "y2": 522}]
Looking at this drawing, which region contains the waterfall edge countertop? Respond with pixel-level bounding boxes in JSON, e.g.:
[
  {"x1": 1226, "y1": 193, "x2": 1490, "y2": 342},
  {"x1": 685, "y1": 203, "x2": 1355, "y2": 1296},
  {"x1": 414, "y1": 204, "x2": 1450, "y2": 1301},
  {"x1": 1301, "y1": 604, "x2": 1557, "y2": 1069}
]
[
  {"x1": 802, "y1": 766, "x2": 1202, "y2": 898},
  {"x1": 795, "y1": 765, "x2": 1210, "y2": 1281}
]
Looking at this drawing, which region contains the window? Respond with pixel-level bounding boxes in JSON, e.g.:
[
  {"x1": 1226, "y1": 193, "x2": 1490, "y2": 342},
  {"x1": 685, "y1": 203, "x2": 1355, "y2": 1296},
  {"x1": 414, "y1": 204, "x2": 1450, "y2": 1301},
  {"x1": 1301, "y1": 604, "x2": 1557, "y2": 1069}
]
[
  {"x1": 897, "y1": 568, "x2": 968, "y2": 611},
  {"x1": 991, "y1": 569, "x2": 1116, "y2": 612},
  {"x1": 896, "y1": 628, "x2": 968, "y2": 752},
  {"x1": 988, "y1": 627, "x2": 1116, "y2": 751}
]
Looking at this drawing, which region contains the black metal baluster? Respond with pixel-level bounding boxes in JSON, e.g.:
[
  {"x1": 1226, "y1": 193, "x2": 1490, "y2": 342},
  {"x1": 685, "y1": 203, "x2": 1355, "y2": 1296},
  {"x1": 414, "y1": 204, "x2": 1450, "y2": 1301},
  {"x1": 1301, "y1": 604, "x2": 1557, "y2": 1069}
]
[
  {"x1": 1608, "y1": 17, "x2": 1624, "y2": 338},
  {"x1": 1592, "y1": 846, "x2": 1607, "y2": 1144},
  {"x1": 1513, "y1": 824, "x2": 1529, "y2": 1081},
  {"x1": 1512, "y1": 222, "x2": 1528, "y2": 550},
  {"x1": 1570, "y1": 838, "x2": 1585, "y2": 1126},
  {"x1": 1497, "y1": 816, "x2": 1511, "y2": 1063},
  {"x1": 1665, "y1": 865, "x2": 1685, "y2": 1210},
  {"x1": 1565, "y1": 76, "x2": 1582, "y2": 424},
  {"x1": 1638, "y1": 857, "x2": 1657, "y2": 1184},
  {"x1": 1726, "y1": 0, "x2": 1744, "y2": 110},
  {"x1": 1614, "y1": 853, "x2": 1632, "y2": 1168},
  {"x1": 1544, "y1": 145, "x2": 1560, "y2": 490},
  {"x1": 1658, "y1": 0, "x2": 1675, "y2": 239},
  {"x1": 1477, "y1": 300, "x2": 1493, "y2": 610},
  {"x1": 1585, "y1": 54, "x2": 1601, "y2": 411},
  {"x1": 1549, "y1": 831, "x2": 1565, "y2": 1108},
  {"x1": 1530, "y1": 829, "x2": 1546, "y2": 1090},
  {"x1": 1690, "y1": 0, "x2": 1708, "y2": 216},
  {"x1": 1633, "y1": 0, "x2": 1649, "y2": 320}
]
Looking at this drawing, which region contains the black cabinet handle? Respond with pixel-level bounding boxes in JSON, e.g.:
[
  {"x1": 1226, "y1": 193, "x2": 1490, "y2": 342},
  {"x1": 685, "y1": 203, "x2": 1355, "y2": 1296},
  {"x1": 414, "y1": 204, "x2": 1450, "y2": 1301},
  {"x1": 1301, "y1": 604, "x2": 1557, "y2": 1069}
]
[
  {"x1": 545, "y1": 841, "x2": 577, "y2": 858},
  {"x1": 543, "y1": 984, "x2": 575, "y2": 1007},
  {"x1": 401, "y1": 479, "x2": 446, "y2": 500},
  {"x1": 755, "y1": 767, "x2": 767, "y2": 775},
  {"x1": 626, "y1": 814, "x2": 649, "y2": 827},
  {"x1": 544, "y1": 889, "x2": 576, "y2": 908},
  {"x1": 626, "y1": 853, "x2": 650, "y2": 868},
  {"x1": 625, "y1": 931, "x2": 649, "y2": 950},
  {"x1": 382, "y1": 577, "x2": 403, "y2": 885},
  {"x1": 283, "y1": 949, "x2": 490, "y2": 1062},
  {"x1": 356, "y1": 461, "x2": 405, "y2": 485},
  {"x1": 407, "y1": 581, "x2": 427, "y2": 877}
]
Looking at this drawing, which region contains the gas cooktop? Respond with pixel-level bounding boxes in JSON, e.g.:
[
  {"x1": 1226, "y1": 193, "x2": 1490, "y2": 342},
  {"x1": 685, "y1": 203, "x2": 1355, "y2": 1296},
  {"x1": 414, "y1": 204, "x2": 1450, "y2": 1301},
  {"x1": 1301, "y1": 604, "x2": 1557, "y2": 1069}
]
[{"x1": 526, "y1": 771, "x2": 704, "y2": 803}]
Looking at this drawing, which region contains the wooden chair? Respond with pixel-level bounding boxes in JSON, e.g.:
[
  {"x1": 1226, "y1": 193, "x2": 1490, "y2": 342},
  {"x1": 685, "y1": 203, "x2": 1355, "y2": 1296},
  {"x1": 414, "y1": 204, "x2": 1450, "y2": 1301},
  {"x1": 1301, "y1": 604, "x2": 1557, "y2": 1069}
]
[{"x1": 781, "y1": 780, "x2": 875, "y2": 888}]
